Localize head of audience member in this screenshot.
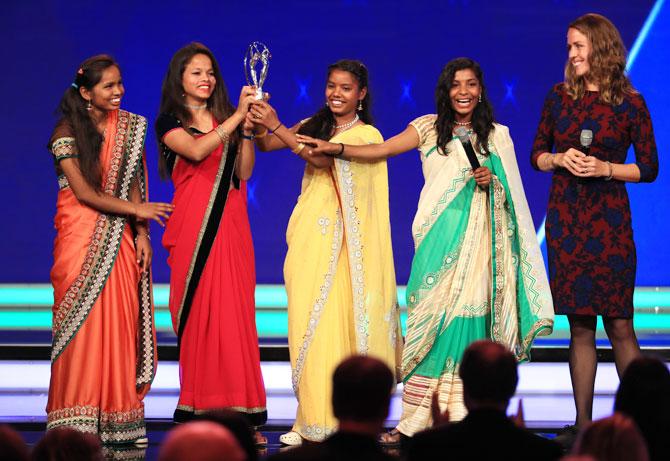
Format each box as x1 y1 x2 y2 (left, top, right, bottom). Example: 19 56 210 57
331 355 395 436
158 421 245 461
614 355 670 461
459 340 518 412
571 412 649 461
197 409 258 461
31 427 102 461
0 425 29 461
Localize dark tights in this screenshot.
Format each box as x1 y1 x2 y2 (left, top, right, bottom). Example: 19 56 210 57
567 314 640 426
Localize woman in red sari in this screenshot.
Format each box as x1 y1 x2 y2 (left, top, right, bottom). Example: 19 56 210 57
156 43 267 441
47 55 172 444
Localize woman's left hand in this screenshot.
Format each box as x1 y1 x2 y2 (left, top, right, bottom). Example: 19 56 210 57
576 156 609 177
135 234 152 273
473 166 492 187
295 134 341 156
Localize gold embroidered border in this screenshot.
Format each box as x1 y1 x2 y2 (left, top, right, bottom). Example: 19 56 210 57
52 111 145 362
175 141 229 331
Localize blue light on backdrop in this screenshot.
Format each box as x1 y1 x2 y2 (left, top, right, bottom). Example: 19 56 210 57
0 0 666 286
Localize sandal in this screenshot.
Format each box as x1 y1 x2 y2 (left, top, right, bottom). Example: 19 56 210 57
378 429 401 447
279 431 303 446
254 431 268 447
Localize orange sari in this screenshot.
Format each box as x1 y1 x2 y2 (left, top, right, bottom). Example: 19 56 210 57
47 110 156 444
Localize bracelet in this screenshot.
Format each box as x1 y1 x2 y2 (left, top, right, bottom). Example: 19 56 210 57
254 129 268 139
241 133 254 140
214 125 229 144
604 161 613 181
543 154 554 171
271 122 283 132
292 143 306 154
134 232 150 242
334 143 345 157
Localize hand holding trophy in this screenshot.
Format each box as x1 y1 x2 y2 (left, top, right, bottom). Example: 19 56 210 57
244 42 271 100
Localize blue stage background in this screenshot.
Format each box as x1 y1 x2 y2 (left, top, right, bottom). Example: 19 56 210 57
0 0 667 285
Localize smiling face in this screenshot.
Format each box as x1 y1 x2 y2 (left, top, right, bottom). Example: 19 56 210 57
182 53 216 105
81 65 124 113
567 27 591 77
326 69 366 119
449 68 481 122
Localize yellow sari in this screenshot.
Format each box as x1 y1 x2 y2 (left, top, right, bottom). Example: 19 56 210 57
284 124 402 441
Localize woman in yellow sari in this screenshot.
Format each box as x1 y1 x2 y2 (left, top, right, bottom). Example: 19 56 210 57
249 60 402 445
47 55 172 444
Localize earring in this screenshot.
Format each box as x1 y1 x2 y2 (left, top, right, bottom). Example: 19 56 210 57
357 100 363 111
86 100 92 111
478 94 482 103
325 101 329 107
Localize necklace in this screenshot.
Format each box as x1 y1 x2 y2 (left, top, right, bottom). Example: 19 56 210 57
184 103 207 110
454 120 472 126
334 114 359 131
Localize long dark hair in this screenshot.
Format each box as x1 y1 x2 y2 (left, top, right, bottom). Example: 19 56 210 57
298 59 373 140
50 54 119 190
435 57 495 156
158 42 237 178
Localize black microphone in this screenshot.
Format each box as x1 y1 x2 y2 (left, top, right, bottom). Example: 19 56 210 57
578 129 593 185
454 126 481 170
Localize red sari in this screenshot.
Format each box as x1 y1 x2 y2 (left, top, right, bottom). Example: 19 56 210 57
47 110 156 444
158 114 267 425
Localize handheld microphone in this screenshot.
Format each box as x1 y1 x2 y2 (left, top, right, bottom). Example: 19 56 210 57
454 126 481 170
578 129 593 185
580 129 593 155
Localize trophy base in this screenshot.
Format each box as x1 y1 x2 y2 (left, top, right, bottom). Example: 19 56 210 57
254 88 264 100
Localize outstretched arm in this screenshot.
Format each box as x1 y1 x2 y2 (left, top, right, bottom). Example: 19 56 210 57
249 101 333 169
297 125 421 161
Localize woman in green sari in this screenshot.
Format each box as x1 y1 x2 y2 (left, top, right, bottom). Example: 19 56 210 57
300 57 554 439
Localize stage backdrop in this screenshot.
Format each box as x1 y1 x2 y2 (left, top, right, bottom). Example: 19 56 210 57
0 0 667 286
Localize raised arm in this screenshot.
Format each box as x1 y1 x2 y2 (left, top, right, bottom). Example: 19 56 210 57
298 124 420 161
162 86 257 162
249 101 333 169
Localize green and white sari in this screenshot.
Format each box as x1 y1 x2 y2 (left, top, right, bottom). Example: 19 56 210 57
396 115 554 436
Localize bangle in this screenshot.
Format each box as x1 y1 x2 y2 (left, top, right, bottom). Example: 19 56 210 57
214 125 229 144
254 129 268 139
134 232 150 242
241 133 254 140
543 154 554 171
292 143 305 154
271 122 283 132
604 161 613 181
334 143 345 157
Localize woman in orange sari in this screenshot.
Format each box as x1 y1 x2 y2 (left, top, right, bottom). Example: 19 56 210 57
156 43 267 439
47 55 173 444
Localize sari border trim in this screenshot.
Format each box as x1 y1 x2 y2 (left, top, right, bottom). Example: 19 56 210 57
47 404 146 444
175 140 237 341
51 111 146 362
335 158 369 354
291 210 343 397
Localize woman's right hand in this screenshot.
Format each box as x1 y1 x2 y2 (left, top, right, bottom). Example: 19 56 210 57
295 134 341 156
554 148 587 176
248 101 280 130
133 202 174 227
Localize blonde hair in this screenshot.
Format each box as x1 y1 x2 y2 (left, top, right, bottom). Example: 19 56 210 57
564 13 636 105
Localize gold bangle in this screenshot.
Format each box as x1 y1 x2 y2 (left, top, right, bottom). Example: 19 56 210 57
214 124 229 144
254 129 268 139
292 143 305 154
